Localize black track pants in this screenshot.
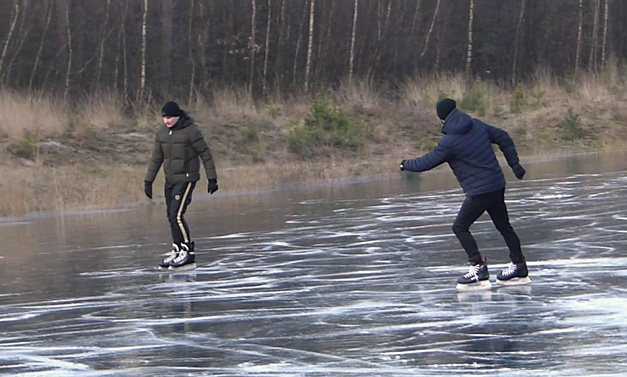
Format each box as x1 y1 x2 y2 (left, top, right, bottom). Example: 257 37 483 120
452 188 525 265
165 181 196 245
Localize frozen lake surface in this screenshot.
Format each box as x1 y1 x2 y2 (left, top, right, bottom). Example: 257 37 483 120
1 153 627 376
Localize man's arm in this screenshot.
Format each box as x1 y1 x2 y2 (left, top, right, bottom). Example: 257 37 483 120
485 123 525 178
402 142 451 172
190 125 217 180
485 124 520 167
144 137 164 183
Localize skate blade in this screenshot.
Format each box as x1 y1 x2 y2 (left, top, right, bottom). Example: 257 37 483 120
496 276 531 286
456 279 492 292
168 263 197 272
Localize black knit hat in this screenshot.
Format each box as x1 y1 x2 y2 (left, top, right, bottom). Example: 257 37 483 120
436 98 456 120
162 101 183 117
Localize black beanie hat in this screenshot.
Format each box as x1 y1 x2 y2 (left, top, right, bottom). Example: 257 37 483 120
436 98 456 120
162 101 183 117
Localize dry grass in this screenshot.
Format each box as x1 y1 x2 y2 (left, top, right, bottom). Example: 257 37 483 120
3 64 627 218
0 162 147 217
0 91 67 141
334 78 385 113
76 90 128 130
400 73 468 107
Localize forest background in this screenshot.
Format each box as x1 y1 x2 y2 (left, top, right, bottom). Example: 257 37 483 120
1 0 626 217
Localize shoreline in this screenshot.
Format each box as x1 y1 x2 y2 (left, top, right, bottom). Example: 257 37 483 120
3 149 626 223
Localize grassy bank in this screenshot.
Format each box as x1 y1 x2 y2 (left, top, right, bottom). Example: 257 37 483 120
2 68 627 218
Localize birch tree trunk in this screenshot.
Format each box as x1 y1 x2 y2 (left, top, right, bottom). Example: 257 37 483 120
5 1 31 84
601 0 608 67
511 0 526 85
589 0 601 70
249 0 257 94
139 0 148 100
434 3 453 71
262 0 271 94
420 0 440 58
348 0 358 84
0 0 20 81
197 1 210 90
293 2 308 85
410 0 422 36
95 0 111 90
275 0 286 88
121 0 129 102
29 0 52 91
465 0 474 78
64 4 72 102
304 0 315 91
575 0 583 72
188 0 196 104
365 0 393 78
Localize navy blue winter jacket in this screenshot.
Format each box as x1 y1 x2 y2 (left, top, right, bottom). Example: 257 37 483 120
403 109 521 196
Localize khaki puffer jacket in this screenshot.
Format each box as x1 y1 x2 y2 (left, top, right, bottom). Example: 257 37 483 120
144 114 217 184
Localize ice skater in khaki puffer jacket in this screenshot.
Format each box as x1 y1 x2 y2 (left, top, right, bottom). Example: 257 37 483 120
144 101 218 271
400 98 530 291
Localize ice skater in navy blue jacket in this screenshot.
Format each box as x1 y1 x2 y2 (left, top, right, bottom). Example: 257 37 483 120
400 98 531 290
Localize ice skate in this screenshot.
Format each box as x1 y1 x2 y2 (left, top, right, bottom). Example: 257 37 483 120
158 243 180 269
168 241 197 271
456 256 492 291
496 262 531 286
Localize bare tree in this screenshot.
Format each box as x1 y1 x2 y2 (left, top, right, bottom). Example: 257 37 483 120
140 0 148 100
161 0 173 86
304 0 315 91
275 0 287 87
575 0 583 71
348 0 358 84
29 0 53 92
601 0 609 67
420 0 440 58
63 2 72 102
589 0 601 70
117 0 130 102
5 0 33 84
262 0 271 94
365 0 395 78
315 0 335 77
376 0 389 42
511 0 526 85
0 0 20 82
293 2 308 85
95 0 112 89
248 0 257 93
410 0 423 36
197 1 210 91
465 0 474 78
188 0 196 104
434 1 453 71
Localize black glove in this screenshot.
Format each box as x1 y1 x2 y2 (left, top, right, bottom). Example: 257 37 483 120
208 179 219 194
512 163 526 179
400 160 406 171
144 181 153 199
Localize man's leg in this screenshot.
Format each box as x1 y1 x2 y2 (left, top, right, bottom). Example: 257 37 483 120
167 181 196 245
486 188 525 264
452 194 490 265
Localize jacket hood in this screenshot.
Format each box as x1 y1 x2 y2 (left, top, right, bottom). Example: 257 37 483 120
441 109 473 135
171 112 194 130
